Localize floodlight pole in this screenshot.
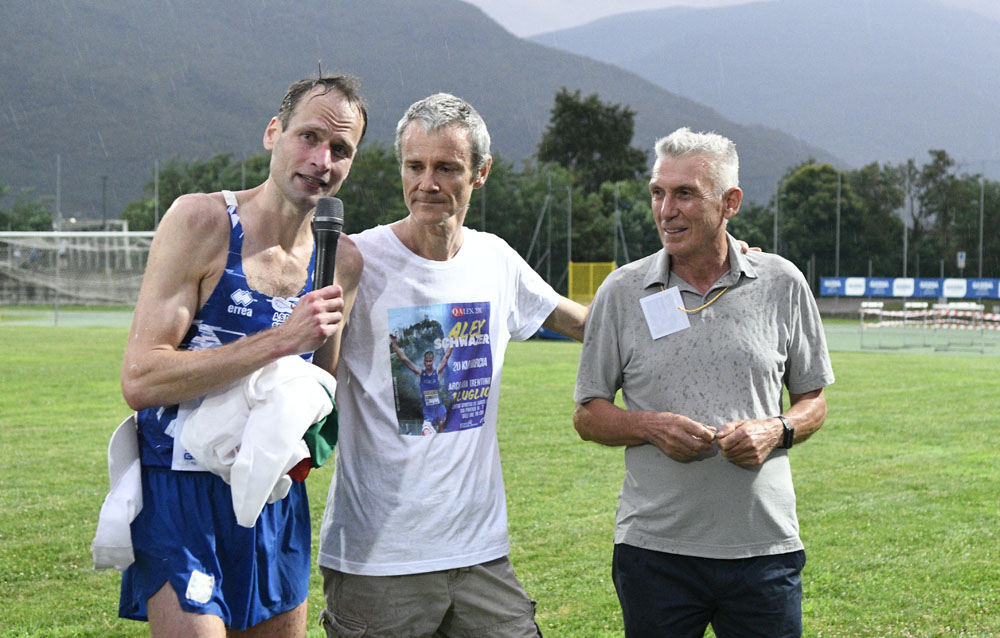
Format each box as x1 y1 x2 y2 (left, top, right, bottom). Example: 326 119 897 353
101 175 108 229
613 184 619 266
55 153 61 326
567 185 572 263
546 176 552 283
979 167 985 278
773 186 781 254
835 171 841 278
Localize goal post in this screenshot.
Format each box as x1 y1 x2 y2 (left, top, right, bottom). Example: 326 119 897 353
0 231 155 307
568 261 615 305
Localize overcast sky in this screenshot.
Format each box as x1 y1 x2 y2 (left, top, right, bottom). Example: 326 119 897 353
463 0 999 37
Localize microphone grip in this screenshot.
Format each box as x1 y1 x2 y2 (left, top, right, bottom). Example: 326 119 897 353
313 228 339 289
312 197 344 290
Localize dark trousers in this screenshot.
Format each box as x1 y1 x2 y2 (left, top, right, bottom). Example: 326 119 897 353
612 543 805 638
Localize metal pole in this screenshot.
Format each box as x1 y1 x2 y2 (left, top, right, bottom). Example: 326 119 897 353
546 177 552 283
54 154 61 326
567 186 572 299
56 153 62 230
835 171 841 277
773 189 779 253
101 175 108 229
979 168 985 278
613 184 620 266
567 186 572 264
902 225 908 278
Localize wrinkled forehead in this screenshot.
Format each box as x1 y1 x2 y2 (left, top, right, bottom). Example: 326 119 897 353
401 122 474 161
290 87 362 128
651 153 713 186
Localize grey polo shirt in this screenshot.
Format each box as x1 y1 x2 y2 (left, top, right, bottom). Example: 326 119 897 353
574 234 835 559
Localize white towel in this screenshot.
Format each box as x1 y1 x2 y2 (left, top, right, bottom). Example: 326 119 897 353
180 356 336 527
91 414 142 570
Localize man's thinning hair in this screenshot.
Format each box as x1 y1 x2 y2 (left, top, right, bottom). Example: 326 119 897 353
654 127 739 197
394 93 491 172
277 75 369 142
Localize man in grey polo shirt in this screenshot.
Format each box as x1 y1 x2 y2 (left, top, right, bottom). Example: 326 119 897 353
573 127 834 638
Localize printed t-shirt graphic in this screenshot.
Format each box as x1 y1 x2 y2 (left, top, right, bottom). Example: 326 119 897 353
388 302 492 436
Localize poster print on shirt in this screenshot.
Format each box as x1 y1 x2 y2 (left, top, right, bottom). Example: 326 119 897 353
387 302 492 436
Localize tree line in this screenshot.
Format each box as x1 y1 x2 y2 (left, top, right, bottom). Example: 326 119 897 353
5 88 997 292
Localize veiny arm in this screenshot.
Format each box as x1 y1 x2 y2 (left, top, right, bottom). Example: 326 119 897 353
574 397 718 462
715 388 828 467
541 296 589 342
121 194 345 411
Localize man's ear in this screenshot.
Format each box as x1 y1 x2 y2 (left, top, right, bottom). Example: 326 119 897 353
473 156 493 189
723 187 743 220
263 117 282 151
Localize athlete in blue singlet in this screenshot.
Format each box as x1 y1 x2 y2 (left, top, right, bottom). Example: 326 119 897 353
389 332 453 435
118 75 367 638
120 191 315 626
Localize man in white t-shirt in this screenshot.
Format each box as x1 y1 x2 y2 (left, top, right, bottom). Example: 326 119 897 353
316 93 586 637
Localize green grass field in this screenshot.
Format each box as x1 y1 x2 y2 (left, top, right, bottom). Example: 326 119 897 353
0 326 997 637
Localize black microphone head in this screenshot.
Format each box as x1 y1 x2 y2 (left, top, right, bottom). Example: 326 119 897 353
313 197 344 232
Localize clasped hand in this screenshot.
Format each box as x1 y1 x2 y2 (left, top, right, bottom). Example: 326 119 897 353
648 414 780 467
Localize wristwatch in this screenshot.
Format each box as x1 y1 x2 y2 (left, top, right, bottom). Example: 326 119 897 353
775 415 794 449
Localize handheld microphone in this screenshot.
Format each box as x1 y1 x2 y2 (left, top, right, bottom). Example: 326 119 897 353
312 197 344 290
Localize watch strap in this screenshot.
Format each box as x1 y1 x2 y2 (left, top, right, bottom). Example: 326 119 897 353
775 415 794 449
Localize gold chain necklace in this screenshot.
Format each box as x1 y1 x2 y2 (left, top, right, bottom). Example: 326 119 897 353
661 285 729 314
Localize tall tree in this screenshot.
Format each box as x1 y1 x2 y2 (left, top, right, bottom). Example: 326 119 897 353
774 161 902 284
537 88 648 193
847 161 906 276
338 142 408 234
0 186 54 231
122 153 270 230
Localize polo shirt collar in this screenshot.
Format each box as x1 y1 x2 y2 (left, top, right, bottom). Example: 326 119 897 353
641 233 759 291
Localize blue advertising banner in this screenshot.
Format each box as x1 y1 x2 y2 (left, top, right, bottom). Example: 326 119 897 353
968 279 999 298
915 279 942 298
820 277 999 299
866 278 893 297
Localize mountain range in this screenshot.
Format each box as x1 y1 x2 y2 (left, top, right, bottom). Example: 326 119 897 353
531 0 1000 174
1 0 836 220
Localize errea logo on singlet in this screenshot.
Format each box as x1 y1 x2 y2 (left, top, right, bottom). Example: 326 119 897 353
228 289 254 317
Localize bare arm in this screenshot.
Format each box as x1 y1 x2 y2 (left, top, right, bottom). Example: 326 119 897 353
541 296 589 342
389 333 421 376
436 346 453 376
121 195 345 411
715 388 828 467
312 234 363 376
574 397 718 462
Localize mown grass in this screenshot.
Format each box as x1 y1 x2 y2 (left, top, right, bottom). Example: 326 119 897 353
0 328 996 637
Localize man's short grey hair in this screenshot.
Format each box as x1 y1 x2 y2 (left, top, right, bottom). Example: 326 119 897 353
394 93 492 172
653 127 739 197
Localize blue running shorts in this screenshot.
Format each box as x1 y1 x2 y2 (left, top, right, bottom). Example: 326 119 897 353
119 466 310 630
